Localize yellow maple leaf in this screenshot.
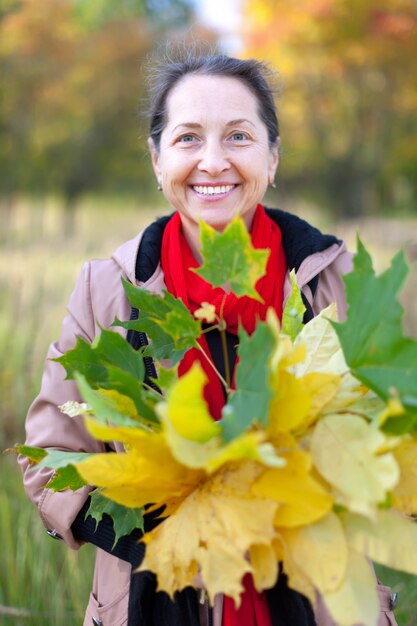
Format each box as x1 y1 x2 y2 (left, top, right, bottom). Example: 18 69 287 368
392 437 417 514
98 389 138 417
321 549 379 626
268 369 311 434
75 432 203 513
249 543 279 592
268 369 340 436
84 417 158 446
294 304 366 411
280 512 347 595
343 509 417 577
311 413 400 505
162 363 221 443
139 461 278 605
253 448 332 527
194 302 217 323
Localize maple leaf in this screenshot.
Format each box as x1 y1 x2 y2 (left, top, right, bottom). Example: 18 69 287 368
342 509 417 577
322 550 379 626
193 218 269 301
392 438 417 514
253 448 333 527
114 280 201 365
75 422 203 513
138 461 278 605
86 489 144 544
15 445 47 464
280 512 347 595
56 327 144 382
333 238 417 433
48 466 86 491
58 400 89 417
311 414 400 506
194 302 217 323
55 328 157 422
157 364 283 471
75 373 155 428
164 363 221 443
282 270 306 340
221 321 275 441
294 303 365 412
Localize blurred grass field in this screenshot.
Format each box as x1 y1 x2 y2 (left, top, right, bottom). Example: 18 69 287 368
1 198 417 625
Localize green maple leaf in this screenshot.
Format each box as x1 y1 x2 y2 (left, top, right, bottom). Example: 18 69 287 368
15 446 87 491
333 238 417 434
75 373 157 428
86 489 144 546
56 337 108 384
56 328 144 385
115 280 201 365
55 329 158 423
194 218 270 301
48 466 86 491
282 270 306 340
36 449 94 470
15 445 47 464
220 321 275 441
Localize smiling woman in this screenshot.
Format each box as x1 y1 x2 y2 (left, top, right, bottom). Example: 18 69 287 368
148 74 278 255
19 51 397 626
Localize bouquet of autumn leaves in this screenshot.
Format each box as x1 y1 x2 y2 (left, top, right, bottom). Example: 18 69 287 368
18 219 417 626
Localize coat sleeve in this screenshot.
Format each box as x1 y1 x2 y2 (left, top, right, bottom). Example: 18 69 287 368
312 249 354 321
18 261 106 549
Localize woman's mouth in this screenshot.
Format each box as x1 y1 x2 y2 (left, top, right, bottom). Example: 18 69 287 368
191 184 237 198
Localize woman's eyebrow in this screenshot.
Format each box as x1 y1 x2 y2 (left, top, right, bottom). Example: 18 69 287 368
171 119 256 133
172 122 202 132
226 118 255 127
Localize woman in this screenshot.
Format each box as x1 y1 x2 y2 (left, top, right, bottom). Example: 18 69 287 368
19 53 397 626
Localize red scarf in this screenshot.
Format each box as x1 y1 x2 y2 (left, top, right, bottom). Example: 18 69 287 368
161 204 286 626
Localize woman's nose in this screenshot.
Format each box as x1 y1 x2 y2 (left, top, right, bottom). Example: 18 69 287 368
197 140 231 176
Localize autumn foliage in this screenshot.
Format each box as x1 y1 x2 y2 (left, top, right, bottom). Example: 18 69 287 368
243 0 417 216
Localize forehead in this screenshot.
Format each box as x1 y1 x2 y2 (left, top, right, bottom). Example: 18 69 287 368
164 74 261 127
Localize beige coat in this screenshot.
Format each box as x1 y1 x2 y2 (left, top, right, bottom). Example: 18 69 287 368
19 226 397 626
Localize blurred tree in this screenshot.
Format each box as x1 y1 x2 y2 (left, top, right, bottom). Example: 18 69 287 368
243 0 417 217
0 0 195 233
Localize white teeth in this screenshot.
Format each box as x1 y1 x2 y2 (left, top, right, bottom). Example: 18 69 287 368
193 185 235 195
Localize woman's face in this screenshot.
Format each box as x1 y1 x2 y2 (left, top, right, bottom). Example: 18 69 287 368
149 74 278 233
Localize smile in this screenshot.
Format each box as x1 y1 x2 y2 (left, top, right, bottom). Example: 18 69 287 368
192 184 236 195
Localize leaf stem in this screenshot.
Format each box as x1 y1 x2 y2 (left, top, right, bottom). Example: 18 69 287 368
219 325 231 389
142 382 164 398
218 294 231 389
201 324 220 334
196 343 230 392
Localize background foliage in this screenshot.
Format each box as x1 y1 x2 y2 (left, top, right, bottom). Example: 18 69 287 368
243 0 417 217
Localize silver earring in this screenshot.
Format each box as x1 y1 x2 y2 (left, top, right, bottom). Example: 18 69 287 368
157 184 162 191
270 181 276 189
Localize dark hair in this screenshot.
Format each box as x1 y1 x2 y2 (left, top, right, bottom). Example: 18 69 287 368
148 53 279 151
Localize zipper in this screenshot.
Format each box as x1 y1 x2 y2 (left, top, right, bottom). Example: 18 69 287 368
126 306 161 393
198 590 213 626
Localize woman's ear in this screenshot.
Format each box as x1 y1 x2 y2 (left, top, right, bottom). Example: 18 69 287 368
268 137 280 183
148 137 162 187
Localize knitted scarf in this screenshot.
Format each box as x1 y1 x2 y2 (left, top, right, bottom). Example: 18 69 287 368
161 204 286 626
161 204 286 420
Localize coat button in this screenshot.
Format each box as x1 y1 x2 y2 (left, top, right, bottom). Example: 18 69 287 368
92 618 103 626
389 592 398 610
46 528 63 540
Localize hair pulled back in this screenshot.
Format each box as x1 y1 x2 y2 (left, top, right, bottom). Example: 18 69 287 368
148 52 279 151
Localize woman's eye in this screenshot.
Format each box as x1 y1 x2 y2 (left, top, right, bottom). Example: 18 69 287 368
230 132 249 142
177 134 197 144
